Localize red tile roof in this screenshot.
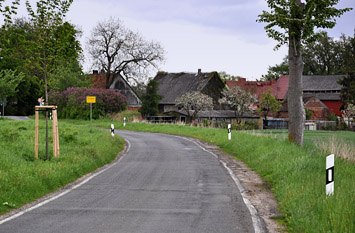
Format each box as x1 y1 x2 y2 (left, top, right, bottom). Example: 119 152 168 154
275 76 289 99
225 79 277 100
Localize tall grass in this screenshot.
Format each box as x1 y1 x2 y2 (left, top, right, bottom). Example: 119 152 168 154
86 121 353 233
313 135 355 161
0 120 124 215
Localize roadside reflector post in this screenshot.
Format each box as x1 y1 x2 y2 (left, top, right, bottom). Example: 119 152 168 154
123 117 126 127
326 154 334 196
111 124 115 136
228 124 231 140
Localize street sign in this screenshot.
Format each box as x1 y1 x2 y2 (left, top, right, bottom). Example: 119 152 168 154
86 96 96 103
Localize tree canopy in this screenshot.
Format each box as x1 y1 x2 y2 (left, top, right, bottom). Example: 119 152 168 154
139 79 162 117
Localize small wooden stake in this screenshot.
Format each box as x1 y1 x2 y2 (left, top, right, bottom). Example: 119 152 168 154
35 106 60 159
35 109 39 160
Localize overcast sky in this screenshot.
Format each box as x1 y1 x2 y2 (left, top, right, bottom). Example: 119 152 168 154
14 0 355 80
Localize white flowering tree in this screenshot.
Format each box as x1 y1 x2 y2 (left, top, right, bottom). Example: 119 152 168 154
175 91 213 122
219 86 257 124
341 103 355 129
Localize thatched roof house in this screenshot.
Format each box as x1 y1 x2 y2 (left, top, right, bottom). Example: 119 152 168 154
154 69 225 113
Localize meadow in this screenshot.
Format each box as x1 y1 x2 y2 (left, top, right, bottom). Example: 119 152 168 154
0 118 125 215
1 116 354 232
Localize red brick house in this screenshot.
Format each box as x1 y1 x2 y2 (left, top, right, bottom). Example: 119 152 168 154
227 75 344 120
277 95 331 120
276 75 343 116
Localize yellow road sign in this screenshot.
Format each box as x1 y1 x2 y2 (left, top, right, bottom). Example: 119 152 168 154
86 96 96 103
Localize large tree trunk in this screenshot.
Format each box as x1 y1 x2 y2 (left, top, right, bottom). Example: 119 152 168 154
288 35 305 145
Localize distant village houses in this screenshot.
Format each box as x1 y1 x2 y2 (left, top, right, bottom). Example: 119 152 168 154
226 75 344 121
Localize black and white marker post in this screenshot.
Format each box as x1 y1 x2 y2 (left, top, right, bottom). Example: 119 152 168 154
111 124 115 137
123 117 126 127
326 154 334 196
228 124 231 140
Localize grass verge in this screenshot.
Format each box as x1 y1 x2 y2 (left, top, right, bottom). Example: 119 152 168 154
86 120 354 233
0 119 124 215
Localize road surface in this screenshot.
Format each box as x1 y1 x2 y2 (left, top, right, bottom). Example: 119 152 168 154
3 116 31 120
0 130 255 233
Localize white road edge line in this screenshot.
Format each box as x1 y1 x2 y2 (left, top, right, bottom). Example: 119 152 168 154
0 138 131 225
173 135 265 233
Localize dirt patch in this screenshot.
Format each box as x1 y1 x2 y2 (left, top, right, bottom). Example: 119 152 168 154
190 138 285 233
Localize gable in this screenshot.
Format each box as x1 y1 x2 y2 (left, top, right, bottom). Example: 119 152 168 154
109 75 142 107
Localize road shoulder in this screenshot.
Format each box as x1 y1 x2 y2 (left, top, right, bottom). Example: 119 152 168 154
186 136 284 233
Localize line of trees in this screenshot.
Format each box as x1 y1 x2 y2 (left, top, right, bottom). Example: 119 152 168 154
0 1 165 116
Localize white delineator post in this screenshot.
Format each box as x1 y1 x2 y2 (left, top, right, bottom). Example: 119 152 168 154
123 117 126 127
111 124 115 137
228 124 231 140
326 154 334 196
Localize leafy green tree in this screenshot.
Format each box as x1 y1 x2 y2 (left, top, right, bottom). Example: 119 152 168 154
0 69 23 103
262 57 289 81
26 0 73 160
218 71 242 81
257 89 283 128
303 31 344 75
258 0 352 146
26 0 74 104
0 0 20 25
140 79 162 117
48 61 91 92
338 73 355 110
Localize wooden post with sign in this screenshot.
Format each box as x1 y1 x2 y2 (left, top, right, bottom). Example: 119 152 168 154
35 106 60 159
86 96 96 121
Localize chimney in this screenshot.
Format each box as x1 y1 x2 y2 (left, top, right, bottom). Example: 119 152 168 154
198 68 202 75
93 70 98 74
238 78 246 82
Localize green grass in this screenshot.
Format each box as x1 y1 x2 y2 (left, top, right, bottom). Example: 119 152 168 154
82 120 354 233
0 119 125 215
2 117 354 232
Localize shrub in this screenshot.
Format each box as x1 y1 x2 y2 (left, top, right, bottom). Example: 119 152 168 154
50 88 127 119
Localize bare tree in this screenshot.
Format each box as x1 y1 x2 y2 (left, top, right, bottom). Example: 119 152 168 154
87 17 165 88
219 86 256 124
175 91 213 122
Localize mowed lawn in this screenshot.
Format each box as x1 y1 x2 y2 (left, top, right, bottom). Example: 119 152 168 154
0 118 125 215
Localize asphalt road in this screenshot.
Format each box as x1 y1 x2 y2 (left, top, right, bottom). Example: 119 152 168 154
3 116 31 120
0 130 255 233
